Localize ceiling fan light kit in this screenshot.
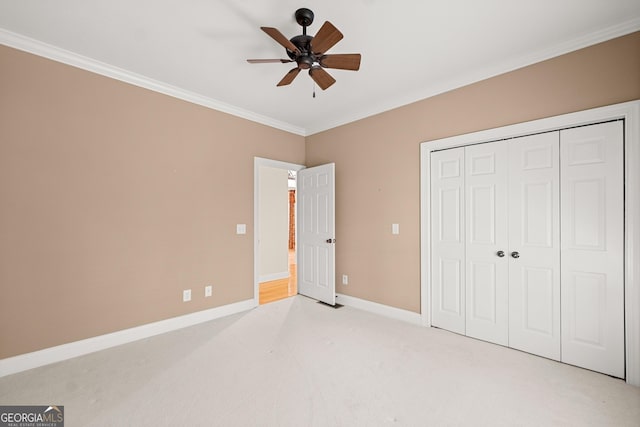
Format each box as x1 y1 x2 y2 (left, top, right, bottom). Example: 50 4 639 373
247 8 361 91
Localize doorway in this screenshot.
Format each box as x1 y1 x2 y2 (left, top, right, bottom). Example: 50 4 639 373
253 158 304 306
259 171 298 304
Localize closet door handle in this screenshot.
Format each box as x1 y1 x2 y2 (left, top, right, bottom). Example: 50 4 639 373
497 250 505 257
511 251 520 259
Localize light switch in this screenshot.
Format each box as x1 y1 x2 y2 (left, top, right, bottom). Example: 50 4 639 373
392 223 400 235
236 224 246 235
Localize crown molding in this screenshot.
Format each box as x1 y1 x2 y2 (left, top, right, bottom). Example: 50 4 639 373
306 17 640 136
2 16 638 138
0 29 307 136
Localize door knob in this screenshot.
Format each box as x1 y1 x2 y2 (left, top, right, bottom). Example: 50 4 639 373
326 238 336 244
497 250 505 257
511 251 520 259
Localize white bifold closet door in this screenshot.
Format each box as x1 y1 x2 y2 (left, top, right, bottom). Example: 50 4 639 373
430 120 624 378
432 136 560 351
464 141 509 346
560 121 624 378
430 141 512 346
430 147 466 335
508 132 561 361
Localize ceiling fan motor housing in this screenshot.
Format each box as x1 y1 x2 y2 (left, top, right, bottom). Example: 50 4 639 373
287 34 315 68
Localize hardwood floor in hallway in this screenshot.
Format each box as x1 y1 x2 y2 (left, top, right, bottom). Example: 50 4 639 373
259 250 297 305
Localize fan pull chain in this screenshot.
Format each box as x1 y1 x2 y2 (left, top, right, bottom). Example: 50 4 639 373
312 82 316 98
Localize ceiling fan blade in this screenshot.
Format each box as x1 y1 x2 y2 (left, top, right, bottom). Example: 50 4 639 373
261 27 300 54
311 21 343 54
319 54 361 71
277 67 301 86
247 59 294 64
309 67 336 90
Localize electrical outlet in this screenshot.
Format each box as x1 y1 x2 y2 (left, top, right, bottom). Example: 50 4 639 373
205 285 212 297
183 289 191 302
342 275 349 285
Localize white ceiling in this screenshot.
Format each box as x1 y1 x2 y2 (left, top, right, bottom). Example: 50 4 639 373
1 1 639 136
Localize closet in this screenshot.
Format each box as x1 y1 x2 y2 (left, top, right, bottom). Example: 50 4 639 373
430 121 624 378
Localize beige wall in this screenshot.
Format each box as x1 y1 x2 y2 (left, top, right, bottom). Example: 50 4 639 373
306 31 640 313
0 45 305 359
1 31 639 360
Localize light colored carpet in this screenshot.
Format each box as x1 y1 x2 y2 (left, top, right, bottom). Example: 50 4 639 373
1 295 639 426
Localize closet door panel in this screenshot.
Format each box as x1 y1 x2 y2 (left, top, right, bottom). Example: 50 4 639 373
465 141 509 346
431 148 466 334
508 132 561 360
561 121 624 378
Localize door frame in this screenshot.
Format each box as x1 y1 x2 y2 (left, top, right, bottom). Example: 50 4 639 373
254 157 305 307
420 100 640 386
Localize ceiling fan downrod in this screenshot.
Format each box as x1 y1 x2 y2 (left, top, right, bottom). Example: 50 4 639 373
295 8 314 35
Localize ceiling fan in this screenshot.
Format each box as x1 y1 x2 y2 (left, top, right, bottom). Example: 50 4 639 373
247 8 361 90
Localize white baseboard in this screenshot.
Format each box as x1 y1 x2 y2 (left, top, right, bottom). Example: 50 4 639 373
0 299 256 378
259 271 289 283
336 293 422 325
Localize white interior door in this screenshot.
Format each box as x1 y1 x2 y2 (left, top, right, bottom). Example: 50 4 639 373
430 148 466 334
508 132 561 360
297 163 336 306
560 121 625 378
464 141 509 346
